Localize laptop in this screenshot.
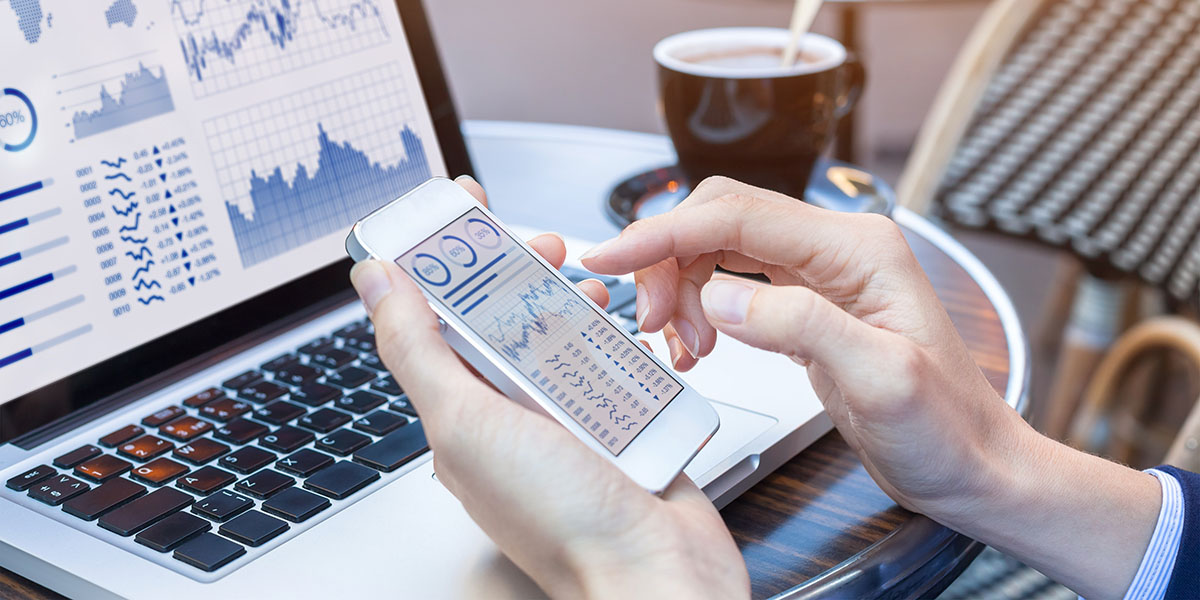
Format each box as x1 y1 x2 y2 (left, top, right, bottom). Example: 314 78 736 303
0 1 830 597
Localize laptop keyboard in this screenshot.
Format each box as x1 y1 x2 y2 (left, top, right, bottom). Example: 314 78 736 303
3 266 637 577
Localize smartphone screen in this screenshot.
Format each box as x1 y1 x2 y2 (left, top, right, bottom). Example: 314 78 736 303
399 208 680 454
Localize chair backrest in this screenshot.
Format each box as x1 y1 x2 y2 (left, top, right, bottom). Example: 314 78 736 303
900 0 1200 305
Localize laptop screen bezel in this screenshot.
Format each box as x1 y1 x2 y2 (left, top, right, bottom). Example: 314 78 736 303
0 0 473 447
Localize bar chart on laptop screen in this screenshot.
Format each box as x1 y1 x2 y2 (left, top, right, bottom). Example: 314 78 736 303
169 0 392 97
206 62 433 268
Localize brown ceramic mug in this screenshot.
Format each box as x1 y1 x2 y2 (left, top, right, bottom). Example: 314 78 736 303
655 28 864 198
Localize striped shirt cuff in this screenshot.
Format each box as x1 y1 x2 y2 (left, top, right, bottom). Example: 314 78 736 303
1121 469 1185 600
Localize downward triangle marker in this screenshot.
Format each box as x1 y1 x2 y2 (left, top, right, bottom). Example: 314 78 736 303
175 232 183 241
171 217 178 226
181 250 189 258
159 173 166 182
152 146 160 154
605 354 611 359
188 276 195 286
155 158 162 167
184 262 191 271
169 205 175 213
165 191 172 199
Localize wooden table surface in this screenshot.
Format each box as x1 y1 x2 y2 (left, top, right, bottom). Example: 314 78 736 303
0 212 1019 600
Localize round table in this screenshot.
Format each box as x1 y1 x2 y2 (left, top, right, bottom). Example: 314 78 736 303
0 121 1028 600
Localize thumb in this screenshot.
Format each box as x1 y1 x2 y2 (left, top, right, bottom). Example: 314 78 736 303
699 278 891 384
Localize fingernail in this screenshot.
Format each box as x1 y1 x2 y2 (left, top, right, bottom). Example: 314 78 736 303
702 280 755 325
580 237 617 261
674 318 700 359
669 337 685 369
634 284 649 329
350 261 392 315
454 174 478 184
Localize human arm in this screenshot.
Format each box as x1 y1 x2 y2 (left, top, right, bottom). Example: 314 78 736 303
579 176 1164 600
349 177 749 599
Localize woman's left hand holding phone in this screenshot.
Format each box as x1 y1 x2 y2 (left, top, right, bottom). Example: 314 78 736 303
349 176 749 600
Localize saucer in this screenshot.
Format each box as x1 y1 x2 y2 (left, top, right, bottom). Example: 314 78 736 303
606 159 895 227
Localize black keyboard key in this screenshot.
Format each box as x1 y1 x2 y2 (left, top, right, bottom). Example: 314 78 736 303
136 511 210 552
214 418 269 445
28 474 90 506
182 387 224 408
370 376 403 396
118 435 174 462
192 489 253 522
53 444 102 468
235 469 294 499
316 430 371 456
358 353 386 371
259 426 314 453
75 454 133 483
336 390 386 414
219 511 289 547
219 447 276 474
238 380 288 404
343 334 375 353
261 487 330 523
298 337 335 356
309 348 356 370
606 281 637 310
275 364 322 386
99 487 193 536
6 465 54 491
98 424 146 448
291 382 341 407
160 416 213 441
298 408 352 433
560 266 619 287
353 411 407 436
130 457 190 486
173 532 245 571
260 354 298 373
353 423 429 473
253 401 307 425
334 322 369 339
63 478 146 520
276 449 333 477
174 438 230 465
387 397 418 418
199 398 252 422
177 466 237 495
142 406 185 427
325 366 373 389
222 370 262 391
303 461 380 500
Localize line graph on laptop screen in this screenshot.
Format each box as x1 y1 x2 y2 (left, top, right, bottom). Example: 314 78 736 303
170 0 392 98
401 209 681 455
0 1 446 402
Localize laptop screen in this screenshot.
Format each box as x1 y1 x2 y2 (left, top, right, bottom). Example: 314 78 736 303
0 2 455 428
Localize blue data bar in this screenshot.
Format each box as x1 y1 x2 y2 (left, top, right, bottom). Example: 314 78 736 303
0 217 29 235
0 181 44 203
0 273 53 301
0 348 32 369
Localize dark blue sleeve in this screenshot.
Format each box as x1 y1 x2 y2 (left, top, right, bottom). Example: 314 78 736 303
1156 466 1199 599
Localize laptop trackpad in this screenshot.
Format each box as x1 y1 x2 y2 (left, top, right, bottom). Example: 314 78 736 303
683 400 776 484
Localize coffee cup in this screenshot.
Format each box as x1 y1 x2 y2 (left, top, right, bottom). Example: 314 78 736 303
654 28 864 198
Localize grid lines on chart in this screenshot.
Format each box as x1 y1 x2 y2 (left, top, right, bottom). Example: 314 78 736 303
203 62 423 265
170 0 391 98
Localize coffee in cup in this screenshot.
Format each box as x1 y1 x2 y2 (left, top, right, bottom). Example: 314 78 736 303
654 28 864 198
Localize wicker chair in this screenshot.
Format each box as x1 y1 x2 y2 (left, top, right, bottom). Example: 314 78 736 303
898 0 1200 595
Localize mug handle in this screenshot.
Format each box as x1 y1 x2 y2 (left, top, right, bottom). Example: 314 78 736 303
834 52 866 120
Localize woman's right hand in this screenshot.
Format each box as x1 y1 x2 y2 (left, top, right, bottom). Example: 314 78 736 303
580 176 1028 518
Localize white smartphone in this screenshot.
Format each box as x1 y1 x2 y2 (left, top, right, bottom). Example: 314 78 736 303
346 177 719 492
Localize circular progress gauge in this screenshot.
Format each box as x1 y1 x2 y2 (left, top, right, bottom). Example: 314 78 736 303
1 88 38 152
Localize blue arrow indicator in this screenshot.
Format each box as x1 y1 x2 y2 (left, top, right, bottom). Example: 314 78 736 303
159 173 166 182
164 191 172 199
153 146 159 154
168 205 175 213
175 232 183 241
171 217 178 226
181 250 188 258
184 262 191 271
188 276 195 286
155 158 162 167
